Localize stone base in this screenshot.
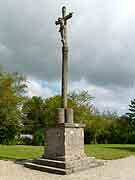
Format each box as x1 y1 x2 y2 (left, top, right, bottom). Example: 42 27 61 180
24 157 104 175
24 123 104 174
44 123 86 161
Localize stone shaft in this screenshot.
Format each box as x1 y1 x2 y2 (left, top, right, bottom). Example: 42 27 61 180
58 108 74 124
66 108 73 123
61 46 68 109
61 7 68 110
57 108 65 124
55 6 73 122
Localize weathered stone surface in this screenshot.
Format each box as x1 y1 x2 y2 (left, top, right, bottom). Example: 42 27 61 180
57 108 74 124
24 157 104 175
65 108 74 123
24 161 67 175
44 123 86 161
57 108 65 124
24 123 104 174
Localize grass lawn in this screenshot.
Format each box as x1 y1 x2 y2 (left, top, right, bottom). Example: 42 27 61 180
85 144 135 160
0 144 135 160
0 145 44 160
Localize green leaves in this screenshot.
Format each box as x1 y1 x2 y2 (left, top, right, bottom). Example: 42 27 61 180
126 98 135 121
21 91 94 134
0 72 27 144
22 96 45 133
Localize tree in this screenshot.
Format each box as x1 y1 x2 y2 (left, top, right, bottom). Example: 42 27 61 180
22 96 46 145
22 96 45 133
126 99 135 122
69 90 93 123
22 91 94 145
43 95 61 127
22 90 93 132
0 72 27 144
85 110 118 144
123 99 135 144
43 90 93 126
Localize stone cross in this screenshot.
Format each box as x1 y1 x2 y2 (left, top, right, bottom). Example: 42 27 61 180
55 6 73 110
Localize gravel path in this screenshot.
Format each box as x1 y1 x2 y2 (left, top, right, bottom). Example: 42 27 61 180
0 156 135 180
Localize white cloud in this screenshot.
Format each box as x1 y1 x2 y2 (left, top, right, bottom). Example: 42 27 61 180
27 78 55 98
69 79 134 114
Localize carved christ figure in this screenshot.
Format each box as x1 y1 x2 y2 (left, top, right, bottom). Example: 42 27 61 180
55 6 73 46
55 17 65 45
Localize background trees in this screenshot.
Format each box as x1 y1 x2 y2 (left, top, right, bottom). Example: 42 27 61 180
22 96 45 133
42 91 93 126
0 72 27 144
69 91 93 123
22 96 45 145
1 68 135 145
126 99 135 122
20 91 93 145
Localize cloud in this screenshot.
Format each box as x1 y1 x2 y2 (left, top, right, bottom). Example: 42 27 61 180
0 0 135 114
26 78 133 114
0 0 135 86
27 77 59 98
69 79 133 114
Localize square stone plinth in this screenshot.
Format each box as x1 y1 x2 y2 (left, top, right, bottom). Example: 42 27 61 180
44 123 86 161
24 123 104 174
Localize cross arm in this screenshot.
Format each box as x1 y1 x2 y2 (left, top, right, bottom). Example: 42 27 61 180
64 12 73 21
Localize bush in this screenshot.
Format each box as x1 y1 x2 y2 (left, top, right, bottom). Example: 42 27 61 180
84 128 93 144
32 129 45 146
0 126 20 145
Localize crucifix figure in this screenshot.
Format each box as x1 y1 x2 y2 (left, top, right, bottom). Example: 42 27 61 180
55 6 73 114
55 6 73 46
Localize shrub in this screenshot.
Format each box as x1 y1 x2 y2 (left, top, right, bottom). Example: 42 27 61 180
84 128 94 144
0 126 20 145
32 129 45 146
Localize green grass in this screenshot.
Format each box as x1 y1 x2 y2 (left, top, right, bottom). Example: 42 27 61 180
0 144 135 161
0 145 44 160
85 144 135 160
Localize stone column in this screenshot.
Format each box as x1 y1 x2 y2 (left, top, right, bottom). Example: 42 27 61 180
61 45 68 109
56 6 74 124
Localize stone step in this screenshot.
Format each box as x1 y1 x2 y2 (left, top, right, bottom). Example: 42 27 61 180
24 157 104 175
24 162 68 175
33 157 96 169
33 158 66 169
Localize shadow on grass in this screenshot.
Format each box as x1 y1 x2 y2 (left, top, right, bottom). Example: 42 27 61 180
105 146 135 152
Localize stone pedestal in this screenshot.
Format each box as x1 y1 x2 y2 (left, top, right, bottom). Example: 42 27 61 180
44 123 86 161
24 123 104 174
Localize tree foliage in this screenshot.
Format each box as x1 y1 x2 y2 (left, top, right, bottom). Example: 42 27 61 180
0 72 27 144
69 91 93 123
126 99 135 122
1 67 135 145
22 96 45 134
22 91 93 131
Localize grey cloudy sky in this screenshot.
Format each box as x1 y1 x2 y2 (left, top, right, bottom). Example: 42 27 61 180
0 0 135 114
